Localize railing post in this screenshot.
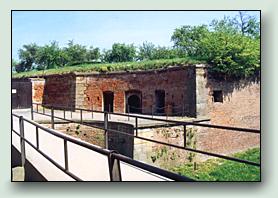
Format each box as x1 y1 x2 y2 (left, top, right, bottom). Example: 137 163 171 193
127 105 130 121
109 104 111 120
36 103 39 112
166 105 169 120
135 117 138 137
64 139 69 171
182 104 185 117
80 109 83 124
19 116 26 167
184 125 187 148
151 105 154 118
108 152 122 181
51 107 54 129
36 126 39 149
71 104 73 119
63 108 66 119
31 103 34 120
91 106 94 119
104 111 109 149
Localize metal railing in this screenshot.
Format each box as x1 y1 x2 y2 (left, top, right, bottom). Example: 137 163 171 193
12 113 194 181
30 102 260 169
126 103 191 119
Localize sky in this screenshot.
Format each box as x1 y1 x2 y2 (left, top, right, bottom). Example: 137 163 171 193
12 11 260 60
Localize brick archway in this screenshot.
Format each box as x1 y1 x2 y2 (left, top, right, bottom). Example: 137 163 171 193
125 90 142 113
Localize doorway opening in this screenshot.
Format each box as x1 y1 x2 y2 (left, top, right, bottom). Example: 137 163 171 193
155 90 165 114
103 91 114 112
126 90 142 113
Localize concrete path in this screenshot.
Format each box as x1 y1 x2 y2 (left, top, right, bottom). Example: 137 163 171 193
12 110 172 181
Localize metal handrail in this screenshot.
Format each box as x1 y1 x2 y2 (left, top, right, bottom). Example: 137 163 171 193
12 113 194 181
32 103 260 134
29 103 260 168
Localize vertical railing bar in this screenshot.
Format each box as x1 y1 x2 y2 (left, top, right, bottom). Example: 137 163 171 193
36 103 38 113
19 116 26 167
128 105 130 121
63 109 66 119
184 125 187 148
36 126 39 149
182 104 185 117
80 109 83 124
64 139 69 171
91 106 94 119
108 153 122 181
135 117 138 137
104 111 108 149
51 107 54 129
71 104 73 119
11 114 13 131
31 103 34 120
109 104 111 120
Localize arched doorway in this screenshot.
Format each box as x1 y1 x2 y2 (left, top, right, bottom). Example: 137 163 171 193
103 91 114 112
126 90 142 113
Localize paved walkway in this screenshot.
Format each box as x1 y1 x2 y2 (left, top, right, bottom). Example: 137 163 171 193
12 109 172 181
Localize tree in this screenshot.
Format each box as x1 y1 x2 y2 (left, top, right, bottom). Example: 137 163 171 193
18 43 39 71
35 41 65 70
171 25 209 57
171 13 260 78
64 40 88 65
86 46 101 61
103 43 136 63
234 11 260 38
137 41 156 61
199 31 260 77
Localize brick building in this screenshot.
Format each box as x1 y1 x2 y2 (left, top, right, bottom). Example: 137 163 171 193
12 64 260 129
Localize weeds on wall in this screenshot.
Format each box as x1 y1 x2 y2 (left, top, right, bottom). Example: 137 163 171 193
149 126 198 170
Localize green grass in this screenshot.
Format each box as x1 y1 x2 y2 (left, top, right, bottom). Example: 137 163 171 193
12 57 204 78
172 148 260 181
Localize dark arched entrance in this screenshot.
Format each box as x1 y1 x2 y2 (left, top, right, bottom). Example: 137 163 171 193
126 90 142 113
128 95 141 113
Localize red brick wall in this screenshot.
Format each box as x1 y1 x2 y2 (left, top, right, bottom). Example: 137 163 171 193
207 78 260 129
196 78 260 156
41 74 76 108
80 67 196 115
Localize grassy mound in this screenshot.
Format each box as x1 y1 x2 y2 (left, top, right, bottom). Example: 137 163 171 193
12 58 204 78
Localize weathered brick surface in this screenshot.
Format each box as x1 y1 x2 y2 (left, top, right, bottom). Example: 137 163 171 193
207 78 260 129
82 67 196 115
32 79 45 103
21 68 260 168
41 74 76 108
196 78 260 156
